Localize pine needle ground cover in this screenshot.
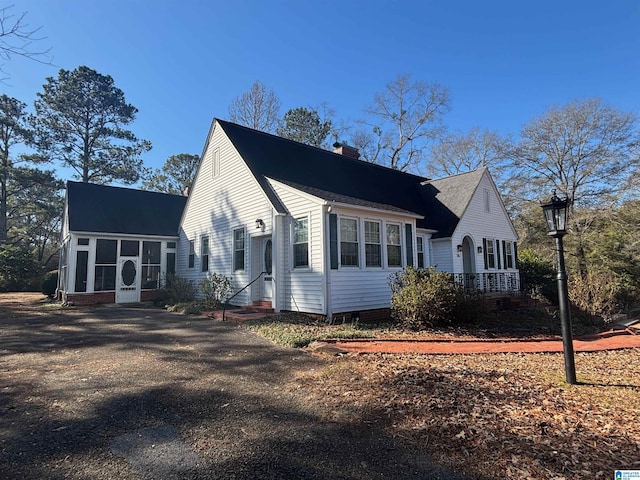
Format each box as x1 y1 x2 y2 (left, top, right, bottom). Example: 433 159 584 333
291 350 640 479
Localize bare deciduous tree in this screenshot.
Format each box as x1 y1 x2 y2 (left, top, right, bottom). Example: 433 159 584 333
0 5 53 80
228 80 280 133
508 98 640 277
509 98 640 209
355 74 450 171
427 127 507 178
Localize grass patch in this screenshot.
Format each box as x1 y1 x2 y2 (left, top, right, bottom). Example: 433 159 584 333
242 312 380 348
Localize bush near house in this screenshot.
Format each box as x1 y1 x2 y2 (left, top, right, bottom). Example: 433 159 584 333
157 274 197 305
41 270 58 297
389 266 485 330
200 272 233 310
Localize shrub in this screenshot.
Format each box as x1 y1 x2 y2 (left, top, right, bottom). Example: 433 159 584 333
158 274 197 305
389 266 480 330
517 248 556 302
569 271 622 321
41 270 58 297
200 272 233 310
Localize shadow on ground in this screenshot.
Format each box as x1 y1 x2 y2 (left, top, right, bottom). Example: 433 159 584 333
0 297 471 479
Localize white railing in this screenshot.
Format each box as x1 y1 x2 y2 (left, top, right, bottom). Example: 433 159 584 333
453 272 520 294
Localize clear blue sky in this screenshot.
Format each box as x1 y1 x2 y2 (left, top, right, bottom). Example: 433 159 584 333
6 0 640 183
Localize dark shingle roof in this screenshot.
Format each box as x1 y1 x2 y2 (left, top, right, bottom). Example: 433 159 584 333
66 181 187 236
217 119 487 237
420 168 487 238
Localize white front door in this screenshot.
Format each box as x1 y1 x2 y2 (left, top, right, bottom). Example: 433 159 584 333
116 258 139 303
262 238 273 301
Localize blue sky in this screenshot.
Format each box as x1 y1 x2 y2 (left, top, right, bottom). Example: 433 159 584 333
6 0 640 183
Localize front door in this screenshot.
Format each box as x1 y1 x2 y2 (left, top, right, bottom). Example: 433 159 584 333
262 238 273 301
116 258 139 303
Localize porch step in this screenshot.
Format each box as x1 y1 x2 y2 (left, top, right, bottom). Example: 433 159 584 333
207 302 274 323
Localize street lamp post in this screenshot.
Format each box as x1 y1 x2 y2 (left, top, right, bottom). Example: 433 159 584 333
541 191 577 385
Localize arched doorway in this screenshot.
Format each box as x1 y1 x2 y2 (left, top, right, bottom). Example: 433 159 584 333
461 236 476 290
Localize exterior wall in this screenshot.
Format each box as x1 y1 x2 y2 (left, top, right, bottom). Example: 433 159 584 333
431 238 453 272
450 171 518 275
328 205 419 316
177 123 275 307
268 181 326 315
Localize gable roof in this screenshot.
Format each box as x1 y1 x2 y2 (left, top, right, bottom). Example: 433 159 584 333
217 119 428 216
216 119 488 237
421 168 487 238
66 181 187 236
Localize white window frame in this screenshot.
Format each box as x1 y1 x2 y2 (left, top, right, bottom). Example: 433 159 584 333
200 234 209 272
339 217 359 267
188 239 195 268
486 238 496 269
505 241 514 269
416 236 425 269
293 216 309 269
233 227 245 271
364 220 382 268
386 223 402 268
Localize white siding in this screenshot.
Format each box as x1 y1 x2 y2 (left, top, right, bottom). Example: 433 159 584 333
268 180 325 314
178 123 274 306
431 238 453 272
451 171 518 274
329 206 418 315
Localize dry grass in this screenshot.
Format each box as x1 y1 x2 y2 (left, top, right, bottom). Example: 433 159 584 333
291 350 640 479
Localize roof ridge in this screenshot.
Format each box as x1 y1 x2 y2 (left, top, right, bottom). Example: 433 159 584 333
215 118 429 182
67 181 186 199
426 166 487 184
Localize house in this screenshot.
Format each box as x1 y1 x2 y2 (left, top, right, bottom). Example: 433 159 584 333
176 119 519 320
57 181 187 304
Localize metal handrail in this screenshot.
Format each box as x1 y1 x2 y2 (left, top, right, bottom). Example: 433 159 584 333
222 271 267 322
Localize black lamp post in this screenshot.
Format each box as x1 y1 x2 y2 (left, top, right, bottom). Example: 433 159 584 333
541 191 577 385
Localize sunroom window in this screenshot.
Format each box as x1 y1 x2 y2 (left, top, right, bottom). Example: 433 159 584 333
340 218 359 267
386 223 402 267
364 220 381 267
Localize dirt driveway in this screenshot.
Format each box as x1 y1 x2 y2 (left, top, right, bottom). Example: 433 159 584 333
0 294 463 480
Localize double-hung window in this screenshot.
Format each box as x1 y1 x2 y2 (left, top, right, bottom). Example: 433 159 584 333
416 236 425 269
233 228 245 271
386 223 402 267
505 241 514 269
188 240 195 268
486 238 496 269
201 235 209 272
340 218 359 267
293 218 309 268
364 220 381 267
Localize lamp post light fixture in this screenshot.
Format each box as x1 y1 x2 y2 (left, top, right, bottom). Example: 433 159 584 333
541 191 577 385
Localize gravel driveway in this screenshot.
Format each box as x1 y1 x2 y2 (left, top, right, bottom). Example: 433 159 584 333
0 296 463 479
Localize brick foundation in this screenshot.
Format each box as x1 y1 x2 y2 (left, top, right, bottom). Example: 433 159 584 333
331 308 392 323
63 290 161 305
140 290 162 302
64 291 115 305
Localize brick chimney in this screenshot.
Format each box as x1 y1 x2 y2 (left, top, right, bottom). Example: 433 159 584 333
333 142 360 160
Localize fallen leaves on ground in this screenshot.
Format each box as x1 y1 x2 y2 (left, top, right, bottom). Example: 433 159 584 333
291 350 640 479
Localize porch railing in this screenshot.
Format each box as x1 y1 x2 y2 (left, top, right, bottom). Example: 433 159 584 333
453 272 520 294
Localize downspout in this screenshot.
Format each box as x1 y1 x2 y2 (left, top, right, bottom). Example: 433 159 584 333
323 203 333 323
